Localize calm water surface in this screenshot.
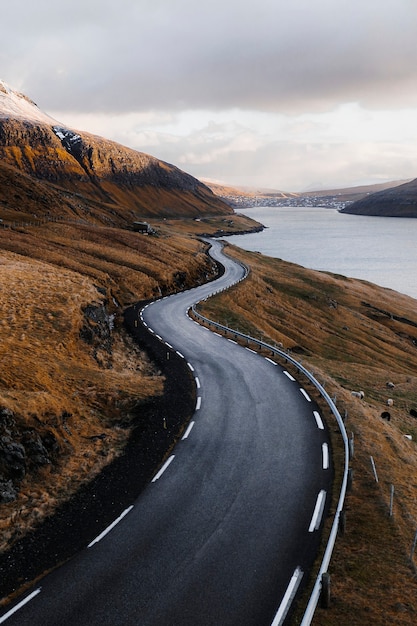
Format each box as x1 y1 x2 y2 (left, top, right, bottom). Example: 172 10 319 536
225 206 417 300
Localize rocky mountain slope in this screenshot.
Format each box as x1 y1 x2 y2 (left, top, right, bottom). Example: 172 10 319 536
0 81 231 224
341 177 417 217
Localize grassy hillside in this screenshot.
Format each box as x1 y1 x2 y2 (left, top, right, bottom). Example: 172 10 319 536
341 178 417 217
0 121 232 223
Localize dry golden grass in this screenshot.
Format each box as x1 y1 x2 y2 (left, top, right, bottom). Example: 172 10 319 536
199 243 417 624
0 248 164 551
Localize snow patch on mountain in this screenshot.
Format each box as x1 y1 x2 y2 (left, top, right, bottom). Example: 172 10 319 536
52 126 83 156
0 79 57 125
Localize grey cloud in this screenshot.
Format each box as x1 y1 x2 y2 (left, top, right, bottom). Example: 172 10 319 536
3 0 417 115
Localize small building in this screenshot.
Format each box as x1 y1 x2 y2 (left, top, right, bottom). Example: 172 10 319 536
132 221 150 233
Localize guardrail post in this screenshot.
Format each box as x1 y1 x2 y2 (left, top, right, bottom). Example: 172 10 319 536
320 572 331 608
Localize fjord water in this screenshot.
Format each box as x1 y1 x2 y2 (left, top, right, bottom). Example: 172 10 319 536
225 206 417 300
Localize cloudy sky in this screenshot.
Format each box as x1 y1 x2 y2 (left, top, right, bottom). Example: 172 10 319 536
2 0 417 191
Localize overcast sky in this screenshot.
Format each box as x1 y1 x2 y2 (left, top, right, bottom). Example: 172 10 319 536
2 0 417 191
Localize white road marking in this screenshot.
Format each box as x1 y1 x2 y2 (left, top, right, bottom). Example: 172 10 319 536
271 567 304 626
196 396 202 410
143 321 148 328
195 377 201 389
151 455 175 483
283 370 295 381
246 347 257 354
300 388 311 402
176 351 184 359
228 338 237 344
265 357 277 365
187 362 194 372
182 421 195 440
313 410 324 430
149 328 155 334
88 506 134 547
0 588 42 624
309 490 326 532
155 334 162 341
322 443 329 469
165 342 173 349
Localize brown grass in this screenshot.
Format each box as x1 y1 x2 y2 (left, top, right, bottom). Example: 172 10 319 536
0 248 166 550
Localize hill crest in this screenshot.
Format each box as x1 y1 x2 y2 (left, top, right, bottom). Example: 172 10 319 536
0 81 231 224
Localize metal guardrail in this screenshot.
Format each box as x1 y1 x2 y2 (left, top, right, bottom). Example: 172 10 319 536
191 255 349 625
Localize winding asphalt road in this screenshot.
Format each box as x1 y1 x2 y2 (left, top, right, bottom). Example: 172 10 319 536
0 240 332 625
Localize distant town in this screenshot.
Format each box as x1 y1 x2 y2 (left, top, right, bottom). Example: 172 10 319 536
220 194 353 211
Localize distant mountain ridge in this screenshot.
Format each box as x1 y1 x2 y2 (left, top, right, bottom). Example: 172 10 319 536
204 178 411 208
0 80 231 224
340 178 417 217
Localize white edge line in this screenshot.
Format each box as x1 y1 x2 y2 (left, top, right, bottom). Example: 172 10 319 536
156 334 162 341
300 388 311 402
246 347 257 354
187 362 194 372
165 342 173 349
313 410 325 430
322 443 329 470
151 455 175 483
88 505 134 547
195 377 201 389
196 396 201 410
283 370 296 381
176 351 184 359
271 567 304 626
265 357 277 365
182 421 195 440
308 490 327 532
227 338 237 344
0 588 42 624
149 328 155 334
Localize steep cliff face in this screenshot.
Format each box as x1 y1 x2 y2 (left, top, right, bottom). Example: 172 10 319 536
341 178 417 217
0 82 232 223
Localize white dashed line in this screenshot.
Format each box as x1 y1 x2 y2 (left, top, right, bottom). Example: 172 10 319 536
195 377 201 389
300 388 311 402
165 342 173 349
196 396 202 410
322 443 329 469
283 370 296 381
313 410 324 430
0 589 42 624
265 357 277 365
228 338 237 344
182 421 195 440
176 351 184 359
246 347 257 354
309 490 326 532
151 455 175 483
271 567 304 626
88 506 134 547
187 362 195 372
